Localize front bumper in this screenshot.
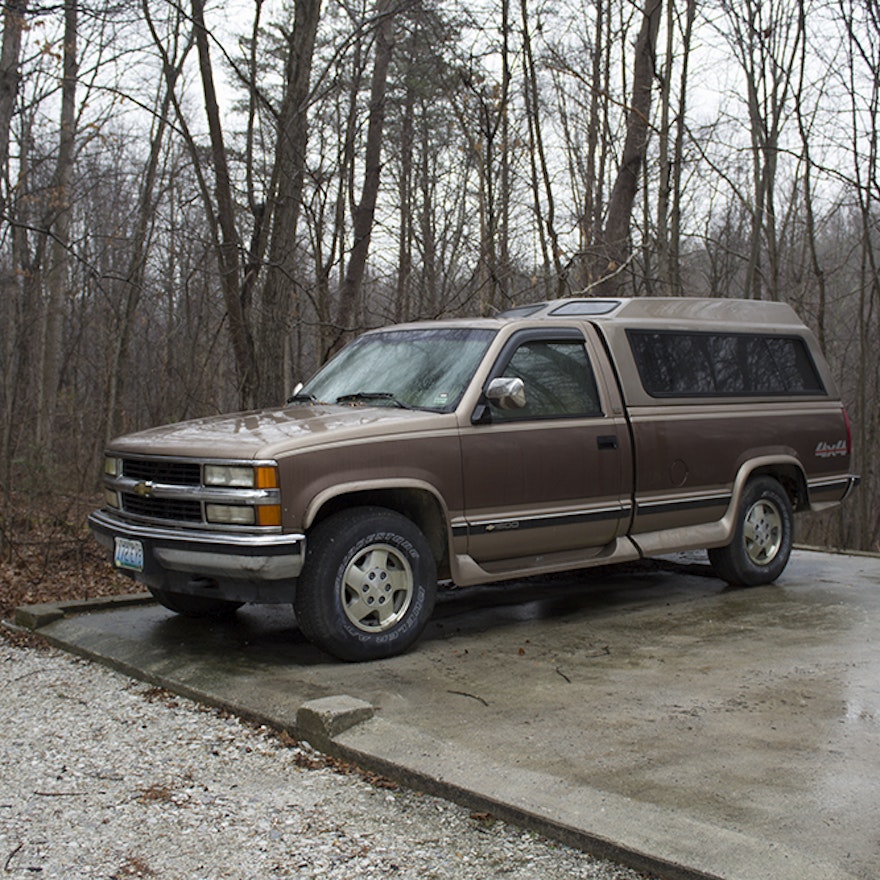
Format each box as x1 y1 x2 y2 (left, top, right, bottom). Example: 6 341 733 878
88 509 306 599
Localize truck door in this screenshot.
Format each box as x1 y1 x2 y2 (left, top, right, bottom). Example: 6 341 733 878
458 327 632 564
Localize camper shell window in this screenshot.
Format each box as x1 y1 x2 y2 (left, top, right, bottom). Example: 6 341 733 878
627 330 826 398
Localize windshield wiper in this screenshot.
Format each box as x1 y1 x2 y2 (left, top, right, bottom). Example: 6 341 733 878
335 392 414 409
286 392 321 404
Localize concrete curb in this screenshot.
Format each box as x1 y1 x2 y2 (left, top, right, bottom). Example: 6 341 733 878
12 593 155 629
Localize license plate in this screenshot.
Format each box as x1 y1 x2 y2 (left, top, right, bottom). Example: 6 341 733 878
114 537 144 572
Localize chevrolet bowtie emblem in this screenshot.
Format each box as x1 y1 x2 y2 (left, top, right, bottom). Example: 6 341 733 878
133 481 155 497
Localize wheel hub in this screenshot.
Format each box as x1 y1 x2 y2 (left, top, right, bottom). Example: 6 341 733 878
744 499 783 565
341 543 414 633
362 567 392 606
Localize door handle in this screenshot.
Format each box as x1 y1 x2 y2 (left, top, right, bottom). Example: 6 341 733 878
597 435 618 451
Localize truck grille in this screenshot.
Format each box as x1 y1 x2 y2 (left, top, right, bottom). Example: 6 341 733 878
105 454 278 532
117 456 203 525
121 494 202 522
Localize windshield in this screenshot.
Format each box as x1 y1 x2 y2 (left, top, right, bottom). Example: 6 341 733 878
299 327 497 412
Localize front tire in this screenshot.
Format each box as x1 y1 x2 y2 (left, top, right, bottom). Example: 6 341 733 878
709 476 793 586
294 506 437 661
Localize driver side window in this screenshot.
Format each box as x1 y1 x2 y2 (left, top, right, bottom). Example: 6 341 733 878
492 340 602 421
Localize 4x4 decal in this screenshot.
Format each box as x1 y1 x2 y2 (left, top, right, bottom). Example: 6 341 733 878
815 440 847 459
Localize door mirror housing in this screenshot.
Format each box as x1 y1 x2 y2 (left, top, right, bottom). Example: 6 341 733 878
485 376 526 410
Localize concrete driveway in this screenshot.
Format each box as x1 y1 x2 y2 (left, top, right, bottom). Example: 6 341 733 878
16 549 880 880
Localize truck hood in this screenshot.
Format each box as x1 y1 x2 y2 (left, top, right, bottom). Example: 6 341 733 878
107 404 453 461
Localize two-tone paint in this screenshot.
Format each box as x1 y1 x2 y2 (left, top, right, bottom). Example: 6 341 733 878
89 298 859 604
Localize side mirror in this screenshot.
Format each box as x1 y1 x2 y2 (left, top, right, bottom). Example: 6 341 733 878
485 376 526 410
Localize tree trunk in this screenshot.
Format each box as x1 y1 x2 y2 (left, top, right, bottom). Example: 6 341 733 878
655 0 674 295
499 0 511 307
418 105 438 317
522 0 564 296
594 0 662 296
330 0 395 355
794 0 826 348
670 0 696 297
0 0 28 531
0 0 27 213
656 0 695 297
36 0 76 450
255 0 322 403
192 0 256 407
104 37 190 445
395 81 414 322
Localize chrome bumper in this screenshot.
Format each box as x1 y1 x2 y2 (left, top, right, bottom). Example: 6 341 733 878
88 509 306 582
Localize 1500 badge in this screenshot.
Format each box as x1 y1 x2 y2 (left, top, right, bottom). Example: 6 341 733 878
815 440 847 458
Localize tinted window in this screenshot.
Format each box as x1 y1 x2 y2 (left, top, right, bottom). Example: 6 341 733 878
493 340 603 420
627 330 825 397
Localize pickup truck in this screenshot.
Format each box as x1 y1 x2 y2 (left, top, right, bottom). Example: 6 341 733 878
89 297 859 661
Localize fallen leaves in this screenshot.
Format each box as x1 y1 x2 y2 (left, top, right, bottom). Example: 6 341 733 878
0 492 133 622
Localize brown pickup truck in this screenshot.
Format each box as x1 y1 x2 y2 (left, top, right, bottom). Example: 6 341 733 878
89 297 859 660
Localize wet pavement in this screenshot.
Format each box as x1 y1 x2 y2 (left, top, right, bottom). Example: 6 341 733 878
14 549 880 880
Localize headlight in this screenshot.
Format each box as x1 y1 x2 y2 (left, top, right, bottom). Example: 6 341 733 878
104 489 120 509
203 464 280 488
104 456 121 477
206 504 256 525
204 465 256 487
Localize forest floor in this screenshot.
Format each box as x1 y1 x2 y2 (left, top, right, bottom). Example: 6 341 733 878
0 492 132 623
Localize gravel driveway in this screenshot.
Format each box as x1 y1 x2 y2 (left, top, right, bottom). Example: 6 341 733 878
1 637 653 879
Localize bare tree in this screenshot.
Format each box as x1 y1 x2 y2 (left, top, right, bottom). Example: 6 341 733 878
330 0 396 355
103 8 193 444
719 0 804 300
521 0 565 296
546 1 614 292
594 0 663 295
655 0 696 296
191 0 257 406
0 0 27 214
835 0 880 550
36 0 77 448
254 0 322 402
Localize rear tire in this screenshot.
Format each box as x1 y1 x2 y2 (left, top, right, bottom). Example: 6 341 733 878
294 506 437 661
149 588 243 619
709 476 793 586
